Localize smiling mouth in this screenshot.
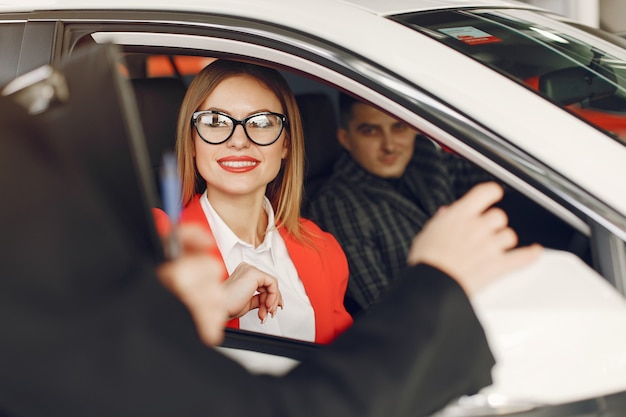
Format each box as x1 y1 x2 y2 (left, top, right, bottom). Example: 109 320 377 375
380 155 398 164
219 160 258 168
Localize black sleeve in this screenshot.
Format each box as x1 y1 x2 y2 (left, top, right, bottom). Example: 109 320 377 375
266 264 495 417
0 95 493 417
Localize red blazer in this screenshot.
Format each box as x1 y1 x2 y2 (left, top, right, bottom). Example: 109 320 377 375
153 194 353 344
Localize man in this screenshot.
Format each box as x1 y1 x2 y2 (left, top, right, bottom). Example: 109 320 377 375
307 93 495 316
0 90 541 416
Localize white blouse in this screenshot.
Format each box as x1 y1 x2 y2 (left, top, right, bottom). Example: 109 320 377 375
200 191 315 342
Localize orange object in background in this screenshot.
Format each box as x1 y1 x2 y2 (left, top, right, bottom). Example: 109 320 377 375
568 105 626 141
147 55 216 77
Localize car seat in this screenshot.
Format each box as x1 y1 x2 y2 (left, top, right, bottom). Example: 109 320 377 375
131 77 187 196
295 92 342 211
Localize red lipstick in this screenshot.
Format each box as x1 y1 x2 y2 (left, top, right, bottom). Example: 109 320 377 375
217 156 260 173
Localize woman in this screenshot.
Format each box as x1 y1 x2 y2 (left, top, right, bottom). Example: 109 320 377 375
154 59 352 344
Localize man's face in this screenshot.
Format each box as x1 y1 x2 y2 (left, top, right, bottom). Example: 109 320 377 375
338 103 417 178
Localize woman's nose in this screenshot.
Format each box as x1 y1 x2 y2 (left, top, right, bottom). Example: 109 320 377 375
226 124 251 149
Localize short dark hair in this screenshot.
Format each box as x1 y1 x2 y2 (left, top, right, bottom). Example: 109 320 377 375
338 92 361 129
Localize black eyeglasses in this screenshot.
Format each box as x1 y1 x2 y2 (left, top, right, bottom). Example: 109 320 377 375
192 110 288 146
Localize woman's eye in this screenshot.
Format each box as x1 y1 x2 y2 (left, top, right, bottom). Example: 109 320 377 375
249 116 273 129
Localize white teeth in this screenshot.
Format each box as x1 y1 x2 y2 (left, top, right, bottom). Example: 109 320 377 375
220 160 257 168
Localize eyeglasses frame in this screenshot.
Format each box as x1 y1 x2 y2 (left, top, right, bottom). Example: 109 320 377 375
191 110 288 146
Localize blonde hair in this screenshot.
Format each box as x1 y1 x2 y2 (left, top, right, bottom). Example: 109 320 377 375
175 59 307 240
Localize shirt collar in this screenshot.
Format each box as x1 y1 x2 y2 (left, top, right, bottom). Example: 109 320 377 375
200 191 276 257
334 151 395 186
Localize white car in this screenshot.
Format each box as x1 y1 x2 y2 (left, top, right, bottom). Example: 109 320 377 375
2 1 626 415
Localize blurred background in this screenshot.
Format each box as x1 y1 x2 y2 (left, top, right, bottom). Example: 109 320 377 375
518 0 626 36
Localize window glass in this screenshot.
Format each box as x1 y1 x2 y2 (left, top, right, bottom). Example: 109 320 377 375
0 22 25 85
394 9 626 144
120 48 590 266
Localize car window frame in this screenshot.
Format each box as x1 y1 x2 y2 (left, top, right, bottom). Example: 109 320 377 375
0 19 26 85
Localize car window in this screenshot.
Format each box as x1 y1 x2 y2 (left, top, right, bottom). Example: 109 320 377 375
393 9 626 144
68 27 597 265
67 29 596 347
0 22 25 85
112 47 593 268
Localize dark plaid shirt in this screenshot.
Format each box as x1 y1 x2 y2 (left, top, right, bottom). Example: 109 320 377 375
306 136 494 316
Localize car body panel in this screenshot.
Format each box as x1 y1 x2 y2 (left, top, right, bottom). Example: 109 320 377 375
1 0 540 14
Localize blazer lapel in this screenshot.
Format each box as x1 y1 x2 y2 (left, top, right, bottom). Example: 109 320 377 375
279 227 333 344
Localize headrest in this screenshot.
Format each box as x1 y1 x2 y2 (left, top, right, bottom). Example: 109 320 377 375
539 65 617 106
295 92 341 183
131 77 187 173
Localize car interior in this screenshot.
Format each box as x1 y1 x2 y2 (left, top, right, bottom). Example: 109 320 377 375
122 51 592 268
396 9 626 143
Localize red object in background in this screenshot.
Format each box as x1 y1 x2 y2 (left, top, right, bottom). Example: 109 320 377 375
147 55 216 77
524 76 626 141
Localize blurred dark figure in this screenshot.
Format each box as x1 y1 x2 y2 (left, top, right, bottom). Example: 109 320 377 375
0 44 543 417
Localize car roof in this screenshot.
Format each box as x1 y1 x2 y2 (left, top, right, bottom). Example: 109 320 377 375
339 0 539 15
0 0 540 15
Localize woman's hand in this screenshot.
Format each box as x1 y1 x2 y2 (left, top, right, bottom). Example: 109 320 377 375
407 182 542 295
223 262 284 323
157 224 228 346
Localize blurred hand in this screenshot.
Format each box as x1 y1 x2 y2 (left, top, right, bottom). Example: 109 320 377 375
407 182 542 295
224 262 284 323
157 224 227 346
